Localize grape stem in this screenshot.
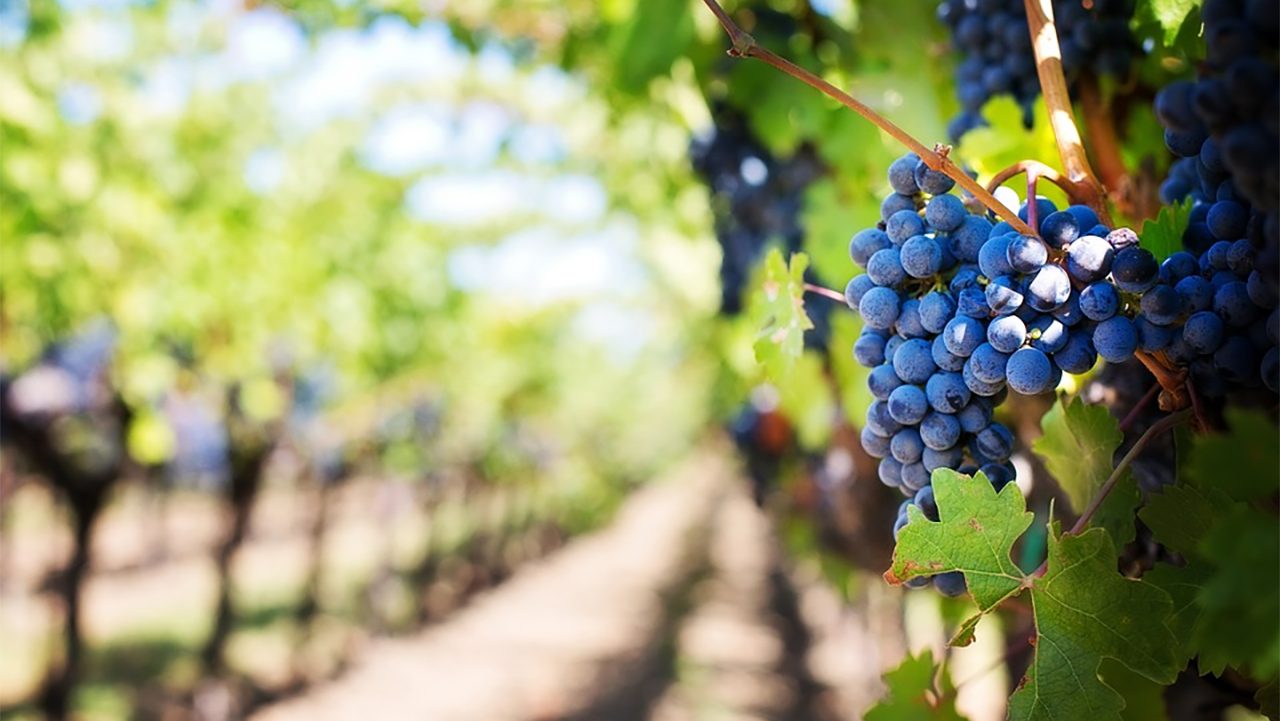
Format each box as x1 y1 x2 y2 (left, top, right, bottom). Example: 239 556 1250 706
985 160 1094 208
1133 350 1191 412
803 283 847 303
1022 0 1113 227
698 0 1038 237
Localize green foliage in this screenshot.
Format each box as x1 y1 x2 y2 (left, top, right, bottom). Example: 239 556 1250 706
1033 395 1135 553
1139 199 1195 263
865 650 968 721
889 472 1181 721
749 249 814 380
1138 0 1204 47
775 350 835 450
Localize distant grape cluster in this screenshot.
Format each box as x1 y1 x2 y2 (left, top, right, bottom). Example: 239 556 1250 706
845 150 1274 594
938 0 1139 140
1154 0 1279 284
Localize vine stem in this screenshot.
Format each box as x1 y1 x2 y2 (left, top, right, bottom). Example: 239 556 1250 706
985 160 1094 207
1077 75 1133 215
1118 383 1160 432
698 0 1037 237
1069 408 1194 536
1022 0 1112 227
804 283 847 303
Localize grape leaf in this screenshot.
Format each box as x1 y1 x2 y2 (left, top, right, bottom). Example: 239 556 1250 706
1032 396 1128 537
1140 0 1202 47
1139 199 1194 263
884 469 1031 612
1138 483 1235 556
865 650 969 721
1098 659 1171 721
1184 408 1280 501
750 249 814 380
1008 527 1179 721
1195 505 1280 679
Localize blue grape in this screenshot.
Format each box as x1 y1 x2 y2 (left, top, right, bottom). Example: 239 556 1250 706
902 235 944 278
887 209 927 244
950 265 983 293
854 331 888 367
925 193 968 232
1066 235 1114 282
1183 311 1227 353
1080 281 1120 321
1019 197 1059 230
926 371 971 414
980 461 1016 490
886 334 906 359
919 291 958 333
850 228 893 267
913 484 938 521
898 298 927 338
943 315 986 357
1165 332 1199 366
1140 284 1182 326
868 247 907 286
866 399 903 437
1007 234 1049 273
920 411 962 451
933 571 967 597
845 274 876 311
1213 281 1261 326
1248 270 1279 309
1111 246 1160 294
893 338 938 384
986 275 1025 315
860 286 902 329
987 314 1027 353
951 215 993 262
1054 331 1097 373
1134 315 1173 352
888 153 922 195
956 399 992 433
957 287 991 318
1227 238 1256 275
1159 251 1199 284
1210 270 1245 292
1040 211 1080 249
891 428 926 464
1006 347 1054 394
1175 275 1214 313
975 423 1014 461
1027 315 1068 353
969 343 1011 384
979 233 1016 279
962 360 1006 396
1025 265 1072 312
879 457 905 487
1051 293 1085 326
888 384 929 425
881 193 918 222
1064 204 1100 231
914 161 956 195
861 426 891 459
932 335 967 372
901 461 931 492
868 364 904 400
1207 199 1248 240
1093 316 1138 362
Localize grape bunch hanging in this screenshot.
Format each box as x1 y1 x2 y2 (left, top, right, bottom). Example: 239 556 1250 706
845 151 1279 595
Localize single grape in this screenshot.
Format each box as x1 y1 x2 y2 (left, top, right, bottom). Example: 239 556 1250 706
943 315 987 357
891 428 926 464
888 153 922 195
898 298 928 338
962 359 1006 396
866 399 903 437
986 275 1025 315
920 291 958 334
969 342 1011 384
1093 316 1138 362
1066 235 1114 282
860 286 902 329
893 338 938 384
879 457 905 487
1018 196 1058 230
1051 293 1085 326
1159 251 1199 285
914 160 957 195
1182 311 1228 354
1227 239 1256 276
1208 200 1248 241
979 233 1016 279
1214 281 1262 326
1006 234 1049 273
925 193 968 232
1079 282 1119 321
845 274 876 311
951 215 993 262
1248 270 1279 309
902 235 944 279
1006 346 1054 394
888 384 929 425
1111 246 1159 294
980 461 1016 490
932 334 967 372
975 423 1015 461
887 209 927 244
1025 264 1072 312
850 228 893 267
1064 205 1101 232
920 411 962 451
913 484 938 521
854 331 888 367
1028 315 1068 353
1054 330 1097 374
1040 211 1080 249
1134 315 1173 352
1140 284 1183 326
868 364 905 400
881 193 918 222
861 426 891 459
868 247 908 287
987 314 1027 353
1176 275 1215 314
957 286 991 318
925 371 971 414
933 571 968 598
886 334 906 359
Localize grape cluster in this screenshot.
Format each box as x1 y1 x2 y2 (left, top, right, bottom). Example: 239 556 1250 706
690 103 837 349
1154 0 1279 288
938 0 1139 140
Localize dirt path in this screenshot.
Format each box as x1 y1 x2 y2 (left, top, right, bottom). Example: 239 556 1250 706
249 450 732 721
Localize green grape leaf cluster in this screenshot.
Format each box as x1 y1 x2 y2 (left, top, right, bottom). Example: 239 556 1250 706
887 471 1180 721
750 249 814 380
864 650 968 721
